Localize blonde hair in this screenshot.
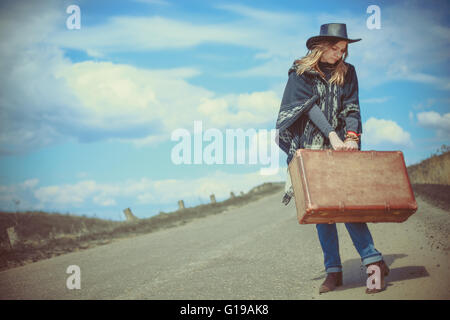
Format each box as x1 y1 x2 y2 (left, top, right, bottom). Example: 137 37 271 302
294 40 349 86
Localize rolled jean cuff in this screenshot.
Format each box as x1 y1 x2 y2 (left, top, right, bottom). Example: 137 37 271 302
326 266 342 273
362 254 383 266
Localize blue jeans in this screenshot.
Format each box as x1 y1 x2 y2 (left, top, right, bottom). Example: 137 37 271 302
316 223 383 273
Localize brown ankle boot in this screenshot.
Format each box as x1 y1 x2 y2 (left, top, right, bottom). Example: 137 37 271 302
319 272 343 294
365 260 390 294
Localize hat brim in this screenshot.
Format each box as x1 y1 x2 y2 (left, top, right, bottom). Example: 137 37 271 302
306 36 361 50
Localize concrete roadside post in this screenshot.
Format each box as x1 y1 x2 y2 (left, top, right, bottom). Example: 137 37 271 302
123 208 138 221
6 227 19 249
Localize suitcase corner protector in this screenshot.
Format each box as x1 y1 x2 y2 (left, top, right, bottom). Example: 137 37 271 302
306 204 319 213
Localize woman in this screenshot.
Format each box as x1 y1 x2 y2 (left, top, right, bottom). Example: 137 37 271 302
275 23 389 294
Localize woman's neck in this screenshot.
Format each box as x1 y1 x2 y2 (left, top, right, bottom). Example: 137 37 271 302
319 60 339 68
317 60 338 81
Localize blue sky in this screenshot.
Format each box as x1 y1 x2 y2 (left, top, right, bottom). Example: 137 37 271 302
0 0 449 220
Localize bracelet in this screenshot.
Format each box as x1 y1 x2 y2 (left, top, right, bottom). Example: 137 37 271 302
345 131 360 142
344 136 359 143
347 131 361 137
344 138 359 144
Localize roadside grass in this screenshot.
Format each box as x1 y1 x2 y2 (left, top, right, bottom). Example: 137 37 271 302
407 147 449 211
407 147 450 185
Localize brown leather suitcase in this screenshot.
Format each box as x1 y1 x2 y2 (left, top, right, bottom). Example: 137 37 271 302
288 149 418 224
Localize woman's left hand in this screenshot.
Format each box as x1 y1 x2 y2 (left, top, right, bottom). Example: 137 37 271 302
343 140 358 150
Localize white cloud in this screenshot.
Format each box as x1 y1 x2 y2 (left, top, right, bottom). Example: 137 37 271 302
49 16 257 54
54 61 210 134
315 2 450 89
384 63 450 90
0 44 280 154
21 179 39 189
190 2 450 89
225 57 290 78
0 171 286 212
85 49 105 58
197 91 280 128
363 117 412 147
412 98 437 111
1 0 449 156
53 60 280 146
134 170 285 204
360 97 391 104
77 172 89 179
93 196 117 207
34 181 99 206
45 3 312 68
416 111 450 139
0 1 77 154
0 178 40 211
0 1 287 154
0 185 17 204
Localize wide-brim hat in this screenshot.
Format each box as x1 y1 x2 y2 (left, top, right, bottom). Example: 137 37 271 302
306 23 361 50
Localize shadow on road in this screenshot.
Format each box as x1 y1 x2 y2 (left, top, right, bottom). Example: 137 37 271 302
311 254 430 291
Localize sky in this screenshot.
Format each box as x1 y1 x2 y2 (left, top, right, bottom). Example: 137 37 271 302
0 0 449 221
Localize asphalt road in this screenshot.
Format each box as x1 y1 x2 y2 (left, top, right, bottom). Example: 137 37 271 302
0 191 448 300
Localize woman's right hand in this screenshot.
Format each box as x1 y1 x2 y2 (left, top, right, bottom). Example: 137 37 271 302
328 131 345 150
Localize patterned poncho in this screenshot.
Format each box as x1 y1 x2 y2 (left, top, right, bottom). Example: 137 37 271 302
275 60 362 205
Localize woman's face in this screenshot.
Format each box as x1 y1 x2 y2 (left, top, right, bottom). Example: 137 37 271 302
320 40 348 64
